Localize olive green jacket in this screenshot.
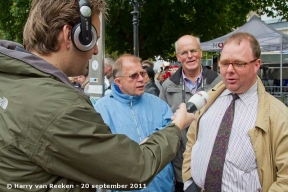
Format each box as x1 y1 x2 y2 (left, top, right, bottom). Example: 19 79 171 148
183 77 288 192
0 40 181 192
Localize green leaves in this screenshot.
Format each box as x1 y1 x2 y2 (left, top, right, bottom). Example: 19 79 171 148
0 0 287 59
105 0 287 59
252 1 288 20
105 0 251 59
0 0 31 43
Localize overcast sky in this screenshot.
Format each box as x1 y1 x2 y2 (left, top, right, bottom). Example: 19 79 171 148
260 8 284 21
261 14 282 21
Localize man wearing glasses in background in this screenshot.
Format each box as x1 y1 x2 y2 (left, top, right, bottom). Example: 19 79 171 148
183 32 288 192
159 35 221 192
93 54 175 192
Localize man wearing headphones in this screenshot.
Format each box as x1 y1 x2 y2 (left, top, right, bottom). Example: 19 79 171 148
0 0 194 191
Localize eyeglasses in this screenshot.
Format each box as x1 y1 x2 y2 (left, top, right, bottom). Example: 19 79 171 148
118 71 147 80
178 48 201 57
218 58 258 70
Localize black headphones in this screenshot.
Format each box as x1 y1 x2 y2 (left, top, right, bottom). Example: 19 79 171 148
71 0 98 52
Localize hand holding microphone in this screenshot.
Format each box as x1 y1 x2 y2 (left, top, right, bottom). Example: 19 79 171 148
186 91 209 113
172 91 209 130
172 103 195 130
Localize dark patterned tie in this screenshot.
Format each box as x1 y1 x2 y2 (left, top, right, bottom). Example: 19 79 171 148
204 94 239 192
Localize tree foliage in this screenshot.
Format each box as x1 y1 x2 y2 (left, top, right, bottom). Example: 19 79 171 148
105 0 288 59
0 0 287 59
253 0 288 20
0 0 31 42
105 0 254 59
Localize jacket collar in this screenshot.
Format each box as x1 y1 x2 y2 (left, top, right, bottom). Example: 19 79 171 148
0 40 76 90
145 80 154 87
254 76 270 133
169 66 183 85
106 73 113 79
111 83 142 106
206 77 269 133
169 65 209 85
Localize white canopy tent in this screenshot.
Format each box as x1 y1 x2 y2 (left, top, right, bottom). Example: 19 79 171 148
201 15 288 96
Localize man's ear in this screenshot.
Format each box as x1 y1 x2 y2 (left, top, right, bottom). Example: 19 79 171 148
62 25 72 48
199 49 203 58
254 59 262 73
114 78 122 88
176 53 181 63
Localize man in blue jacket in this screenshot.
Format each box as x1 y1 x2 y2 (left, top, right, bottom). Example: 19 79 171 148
94 54 174 192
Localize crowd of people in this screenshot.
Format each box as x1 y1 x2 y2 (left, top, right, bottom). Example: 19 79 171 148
68 56 181 98
0 0 287 192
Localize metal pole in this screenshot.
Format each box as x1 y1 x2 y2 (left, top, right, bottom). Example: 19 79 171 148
280 38 283 98
89 13 105 105
131 1 139 56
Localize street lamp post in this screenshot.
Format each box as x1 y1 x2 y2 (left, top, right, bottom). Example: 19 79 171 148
130 0 145 57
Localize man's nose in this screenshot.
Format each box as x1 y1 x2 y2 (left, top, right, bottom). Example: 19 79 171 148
227 63 235 72
187 51 193 57
138 73 144 81
92 45 98 55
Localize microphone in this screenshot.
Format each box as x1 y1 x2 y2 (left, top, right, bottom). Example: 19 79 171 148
186 91 209 113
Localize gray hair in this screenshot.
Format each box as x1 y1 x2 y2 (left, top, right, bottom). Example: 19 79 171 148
113 54 141 78
104 57 115 67
175 35 201 53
